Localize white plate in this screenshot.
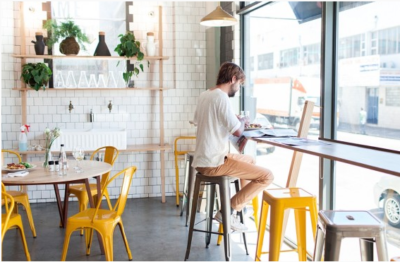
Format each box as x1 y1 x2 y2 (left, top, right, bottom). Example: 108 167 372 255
2 164 37 172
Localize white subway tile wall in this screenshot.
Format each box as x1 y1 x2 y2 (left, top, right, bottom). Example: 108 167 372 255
1 1 208 203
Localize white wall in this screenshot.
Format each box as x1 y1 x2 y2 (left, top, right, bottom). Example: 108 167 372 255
1 1 207 203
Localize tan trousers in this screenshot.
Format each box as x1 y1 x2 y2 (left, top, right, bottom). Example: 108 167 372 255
196 153 274 211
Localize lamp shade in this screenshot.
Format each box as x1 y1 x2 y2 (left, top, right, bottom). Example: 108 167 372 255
200 6 237 27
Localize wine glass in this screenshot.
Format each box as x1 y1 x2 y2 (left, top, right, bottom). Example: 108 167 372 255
72 146 85 173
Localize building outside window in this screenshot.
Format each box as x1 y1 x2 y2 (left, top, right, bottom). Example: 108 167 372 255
242 1 400 260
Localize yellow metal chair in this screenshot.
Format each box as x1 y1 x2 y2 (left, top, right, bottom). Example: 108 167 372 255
255 188 318 261
61 166 137 261
2 183 31 261
67 146 119 234
174 136 196 206
1 149 37 238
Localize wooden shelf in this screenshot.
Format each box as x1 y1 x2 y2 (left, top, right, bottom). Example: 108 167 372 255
12 87 173 91
12 54 169 61
13 144 172 155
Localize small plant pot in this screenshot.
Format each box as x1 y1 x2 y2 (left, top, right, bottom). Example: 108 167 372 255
60 37 80 55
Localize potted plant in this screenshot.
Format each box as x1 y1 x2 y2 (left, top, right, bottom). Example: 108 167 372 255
114 31 149 86
43 19 90 55
20 63 52 91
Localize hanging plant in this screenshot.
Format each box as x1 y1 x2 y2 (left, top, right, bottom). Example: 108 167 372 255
20 63 52 91
114 31 150 85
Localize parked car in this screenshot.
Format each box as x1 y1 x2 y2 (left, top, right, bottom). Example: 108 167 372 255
253 114 275 155
373 175 400 228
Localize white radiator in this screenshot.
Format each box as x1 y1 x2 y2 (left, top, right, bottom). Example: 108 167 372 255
50 128 127 151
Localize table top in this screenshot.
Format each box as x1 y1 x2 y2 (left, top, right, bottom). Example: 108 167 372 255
253 137 400 177
2 160 112 185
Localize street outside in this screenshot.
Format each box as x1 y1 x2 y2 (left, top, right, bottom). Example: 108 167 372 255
254 125 400 259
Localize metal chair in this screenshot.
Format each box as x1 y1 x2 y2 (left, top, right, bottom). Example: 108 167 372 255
67 146 119 235
61 166 137 261
313 210 388 261
2 183 31 261
1 149 37 238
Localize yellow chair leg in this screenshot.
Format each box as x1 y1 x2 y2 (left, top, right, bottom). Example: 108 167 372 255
255 201 269 261
17 197 37 238
309 199 318 239
269 205 284 261
252 196 259 230
17 224 31 261
118 221 133 260
61 225 74 261
294 208 307 261
217 223 223 245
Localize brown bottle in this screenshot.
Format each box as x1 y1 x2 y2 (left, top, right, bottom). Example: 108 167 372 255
94 31 111 56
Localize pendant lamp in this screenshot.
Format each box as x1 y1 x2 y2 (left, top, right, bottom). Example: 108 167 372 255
200 4 237 27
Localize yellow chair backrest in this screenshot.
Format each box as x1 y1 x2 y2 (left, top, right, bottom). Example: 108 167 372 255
89 146 119 187
91 166 136 221
2 149 22 166
2 184 15 240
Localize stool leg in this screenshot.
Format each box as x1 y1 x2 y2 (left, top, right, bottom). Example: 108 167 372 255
294 208 307 261
269 204 285 261
255 199 269 261
205 184 216 248
312 224 325 261
185 167 196 227
324 231 341 261
375 232 389 261
185 177 202 260
234 179 249 255
219 179 231 261
180 156 190 216
360 238 374 261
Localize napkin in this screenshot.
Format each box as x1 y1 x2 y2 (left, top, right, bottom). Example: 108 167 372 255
7 171 29 177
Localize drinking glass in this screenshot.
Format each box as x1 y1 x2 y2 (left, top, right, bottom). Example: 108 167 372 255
72 146 85 173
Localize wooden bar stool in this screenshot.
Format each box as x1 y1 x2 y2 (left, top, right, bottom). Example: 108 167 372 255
313 210 388 261
255 187 318 261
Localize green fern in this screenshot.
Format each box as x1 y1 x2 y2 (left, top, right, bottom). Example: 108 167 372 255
43 20 89 50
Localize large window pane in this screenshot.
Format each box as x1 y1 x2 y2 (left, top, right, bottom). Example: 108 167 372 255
336 1 400 259
243 2 321 257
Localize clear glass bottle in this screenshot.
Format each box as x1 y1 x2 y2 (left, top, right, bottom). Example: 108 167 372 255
59 144 68 176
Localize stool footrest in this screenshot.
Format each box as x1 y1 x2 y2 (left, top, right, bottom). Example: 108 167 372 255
193 229 224 236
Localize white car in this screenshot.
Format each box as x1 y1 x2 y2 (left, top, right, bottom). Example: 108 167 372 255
373 175 400 228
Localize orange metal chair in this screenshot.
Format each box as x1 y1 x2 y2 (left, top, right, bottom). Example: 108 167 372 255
2 183 31 261
255 188 318 261
1 149 37 238
61 166 137 261
174 136 196 206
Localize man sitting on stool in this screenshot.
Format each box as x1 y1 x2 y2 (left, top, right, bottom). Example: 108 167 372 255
192 62 274 232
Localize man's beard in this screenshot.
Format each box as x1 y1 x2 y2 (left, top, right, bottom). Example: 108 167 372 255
228 84 237 97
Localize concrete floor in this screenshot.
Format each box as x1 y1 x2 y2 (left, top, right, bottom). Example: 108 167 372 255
2 196 281 261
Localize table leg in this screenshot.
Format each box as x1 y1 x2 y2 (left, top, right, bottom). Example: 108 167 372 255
84 178 105 255
53 184 64 227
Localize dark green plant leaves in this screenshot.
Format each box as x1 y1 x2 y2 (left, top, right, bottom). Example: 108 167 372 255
20 63 52 91
114 31 149 82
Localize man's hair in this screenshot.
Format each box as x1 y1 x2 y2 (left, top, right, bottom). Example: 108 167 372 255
216 62 245 85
